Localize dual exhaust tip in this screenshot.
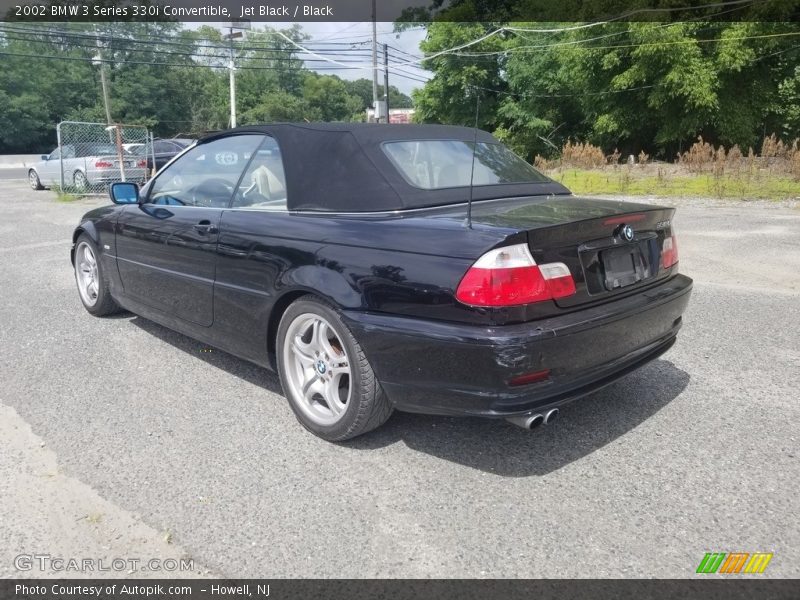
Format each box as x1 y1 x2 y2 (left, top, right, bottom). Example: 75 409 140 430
506 408 559 430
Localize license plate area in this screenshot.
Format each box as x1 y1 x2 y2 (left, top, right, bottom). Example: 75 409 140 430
601 245 648 291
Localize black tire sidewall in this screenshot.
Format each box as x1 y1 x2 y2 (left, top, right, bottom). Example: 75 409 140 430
276 297 367 440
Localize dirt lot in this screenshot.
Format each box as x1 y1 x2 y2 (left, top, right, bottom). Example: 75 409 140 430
1 181 798 578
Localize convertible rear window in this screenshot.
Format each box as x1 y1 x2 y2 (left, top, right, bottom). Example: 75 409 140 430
75 143 125 157
382 140 550 190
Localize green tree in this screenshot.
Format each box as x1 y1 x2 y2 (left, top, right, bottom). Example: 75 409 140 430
415 20 800 160
302 73 362 121
344 78 414 111
241 90 318 123
412 23 507 131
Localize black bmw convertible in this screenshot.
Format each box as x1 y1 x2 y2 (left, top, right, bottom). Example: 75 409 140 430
71 123 692 441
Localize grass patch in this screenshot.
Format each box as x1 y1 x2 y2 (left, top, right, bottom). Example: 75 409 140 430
51 184 81 202
547 167 800 201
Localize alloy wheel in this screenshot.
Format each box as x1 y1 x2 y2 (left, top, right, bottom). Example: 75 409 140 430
75 242 99 306
74 171 88 191
282 313 352 426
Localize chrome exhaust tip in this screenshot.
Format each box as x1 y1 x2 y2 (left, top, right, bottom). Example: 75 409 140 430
506 414 544 430
543 408 559 425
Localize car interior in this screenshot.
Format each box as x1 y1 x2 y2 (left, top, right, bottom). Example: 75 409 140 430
148 136 288 210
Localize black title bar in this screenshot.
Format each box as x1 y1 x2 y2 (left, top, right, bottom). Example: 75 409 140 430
1 0 798 22
3 579 800 600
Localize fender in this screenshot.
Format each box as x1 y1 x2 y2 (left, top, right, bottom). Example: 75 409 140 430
70 220 100 265
280 264 363 310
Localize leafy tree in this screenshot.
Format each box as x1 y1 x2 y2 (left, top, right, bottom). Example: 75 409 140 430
412 22 507 130
302 73 363 121
241 90 317 123
344 78 414 111
416 20 800 160
0 22 415 152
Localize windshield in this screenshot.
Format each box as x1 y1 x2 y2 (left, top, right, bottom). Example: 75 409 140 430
383 140 550 189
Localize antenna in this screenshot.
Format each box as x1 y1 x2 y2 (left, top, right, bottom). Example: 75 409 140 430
466 91 480 229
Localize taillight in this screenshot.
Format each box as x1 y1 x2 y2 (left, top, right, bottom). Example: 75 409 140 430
661 234 679 269
95 160 113 168
136 160 147 168
455 243 577 307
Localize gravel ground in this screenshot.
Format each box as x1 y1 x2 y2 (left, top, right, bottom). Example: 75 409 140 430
1 182 798 578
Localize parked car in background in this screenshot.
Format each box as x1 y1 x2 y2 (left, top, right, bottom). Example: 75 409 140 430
122 142 144 153
129 137 195 172
29 143 147 191
70 123 691 441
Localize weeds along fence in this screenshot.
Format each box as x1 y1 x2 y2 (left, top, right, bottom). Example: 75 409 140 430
56 121 152 195
535 135 800 180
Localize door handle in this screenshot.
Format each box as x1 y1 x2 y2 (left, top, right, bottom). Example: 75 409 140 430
194 220 219 235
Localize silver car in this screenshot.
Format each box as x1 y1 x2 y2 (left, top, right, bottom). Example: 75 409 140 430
28 142 147 191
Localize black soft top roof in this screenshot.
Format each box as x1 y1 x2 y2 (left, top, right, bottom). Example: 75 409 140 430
201 123 569 212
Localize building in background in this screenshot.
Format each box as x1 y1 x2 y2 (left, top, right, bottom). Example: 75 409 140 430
366 108 415 124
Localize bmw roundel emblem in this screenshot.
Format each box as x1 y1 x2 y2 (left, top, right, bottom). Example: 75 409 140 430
620 224 634 241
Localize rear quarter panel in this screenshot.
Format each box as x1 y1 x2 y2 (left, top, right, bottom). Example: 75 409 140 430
211 209 516 364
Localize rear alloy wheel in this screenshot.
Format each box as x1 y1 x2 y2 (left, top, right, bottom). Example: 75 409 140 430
28 169 43 190
73 170 88 192
277 297 392 441
73 235 121 316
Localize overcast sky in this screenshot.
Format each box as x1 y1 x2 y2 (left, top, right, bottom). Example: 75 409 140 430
196 22 432 96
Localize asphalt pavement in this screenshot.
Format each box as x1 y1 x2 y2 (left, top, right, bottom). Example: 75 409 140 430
1 181 798 578
0 168 29 181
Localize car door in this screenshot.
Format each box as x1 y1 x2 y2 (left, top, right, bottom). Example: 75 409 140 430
115 134 266 326
38 147 61 185
212 136 291 359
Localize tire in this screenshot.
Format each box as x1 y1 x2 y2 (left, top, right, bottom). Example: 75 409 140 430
73 234 122 317
73 170 88 192
277 296 393 441
28 169 43 190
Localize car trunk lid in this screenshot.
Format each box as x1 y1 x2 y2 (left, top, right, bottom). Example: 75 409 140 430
444 194 678 309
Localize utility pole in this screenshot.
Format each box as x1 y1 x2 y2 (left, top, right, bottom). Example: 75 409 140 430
98 61 112 125
383 43 390 124
224 20 249 129
227 26 238 128
371 0 379 122
93 26 112 125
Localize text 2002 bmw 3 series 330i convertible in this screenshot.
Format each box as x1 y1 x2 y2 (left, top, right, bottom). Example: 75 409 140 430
71 123 692 441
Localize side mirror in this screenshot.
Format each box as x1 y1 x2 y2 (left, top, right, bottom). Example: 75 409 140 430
109 182 140 205
41 154 50 161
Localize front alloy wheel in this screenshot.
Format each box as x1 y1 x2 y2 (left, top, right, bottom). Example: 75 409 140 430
28 170 43 190
75 241 99 307
73 235 121 316
277 297 392 441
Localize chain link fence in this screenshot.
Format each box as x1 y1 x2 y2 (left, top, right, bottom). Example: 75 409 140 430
55 121 152 194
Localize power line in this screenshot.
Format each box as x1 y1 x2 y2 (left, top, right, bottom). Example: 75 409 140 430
0 33 377 63
504 0 762 32
448 30 800 57
0 49 387 72
0 23 384 54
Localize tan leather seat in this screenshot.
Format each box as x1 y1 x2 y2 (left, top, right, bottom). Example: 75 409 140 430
251 163 286 200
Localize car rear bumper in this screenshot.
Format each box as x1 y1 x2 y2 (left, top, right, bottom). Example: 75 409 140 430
89 169 148 184
342 273 692 418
